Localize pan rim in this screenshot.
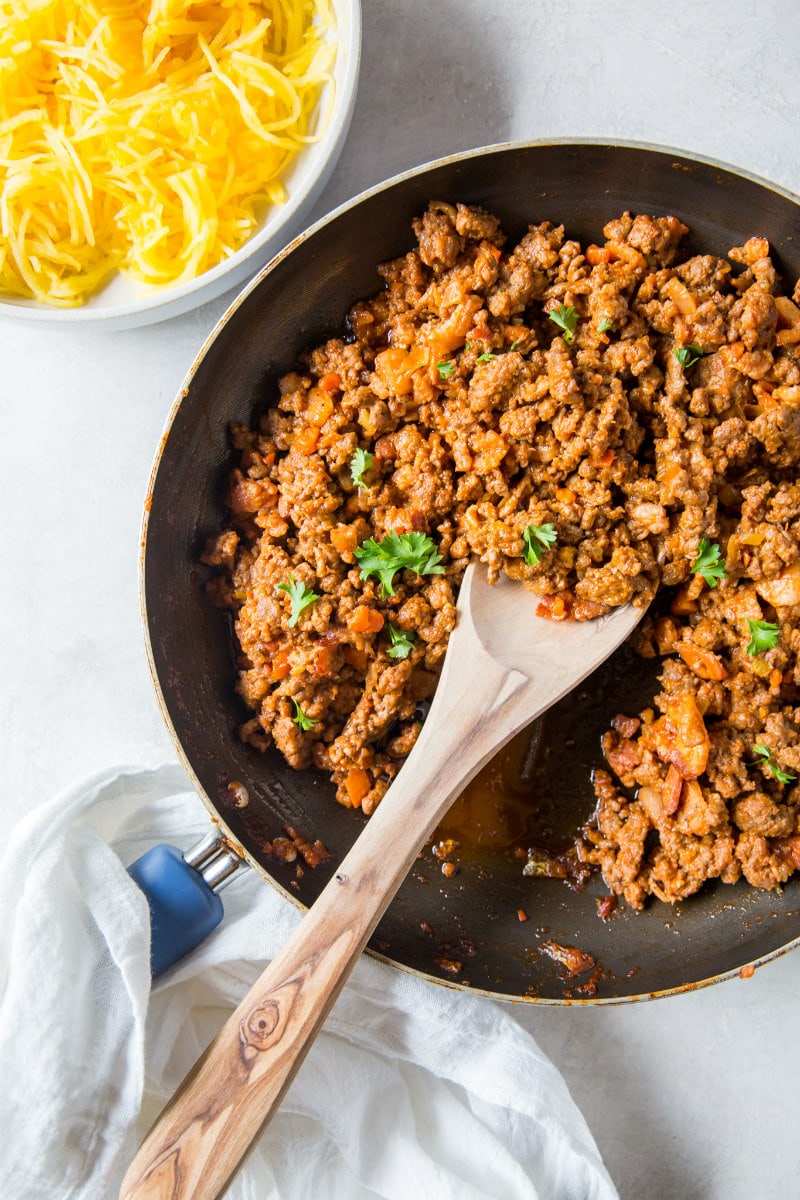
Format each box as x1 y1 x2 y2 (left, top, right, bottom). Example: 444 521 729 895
140 137 800 1005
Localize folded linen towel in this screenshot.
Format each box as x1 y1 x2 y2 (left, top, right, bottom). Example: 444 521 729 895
0 764 618 1200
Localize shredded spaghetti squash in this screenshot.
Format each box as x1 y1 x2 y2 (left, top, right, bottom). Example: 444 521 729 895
0 0 336 306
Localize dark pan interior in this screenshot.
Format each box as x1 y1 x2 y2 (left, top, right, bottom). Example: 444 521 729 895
144 142 800 1002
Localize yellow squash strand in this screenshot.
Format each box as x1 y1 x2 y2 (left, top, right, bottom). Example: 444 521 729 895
0 0 336 306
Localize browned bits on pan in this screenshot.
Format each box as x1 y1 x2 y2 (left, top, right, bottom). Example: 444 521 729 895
284 825 332 868
539 939 596 978
226 780 249 808
434 955 463 976
269 837 297 864
596 895 618 920
432 838 460 860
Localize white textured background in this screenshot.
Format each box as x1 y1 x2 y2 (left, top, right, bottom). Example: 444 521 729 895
3 3 800 1198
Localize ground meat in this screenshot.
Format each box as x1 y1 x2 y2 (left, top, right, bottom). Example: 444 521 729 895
204 200 800 898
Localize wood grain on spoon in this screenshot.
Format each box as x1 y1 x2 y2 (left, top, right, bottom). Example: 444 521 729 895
120 563 645 1200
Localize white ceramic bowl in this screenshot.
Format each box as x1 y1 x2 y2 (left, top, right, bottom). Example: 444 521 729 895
0 1 360 331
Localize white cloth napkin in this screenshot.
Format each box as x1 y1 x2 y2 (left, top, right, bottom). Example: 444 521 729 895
0 764 618 1200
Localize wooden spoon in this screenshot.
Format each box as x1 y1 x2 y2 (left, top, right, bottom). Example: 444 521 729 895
120 563 645 1200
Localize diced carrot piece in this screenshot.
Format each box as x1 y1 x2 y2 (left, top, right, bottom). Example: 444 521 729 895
319 372 342 392
717 341 745 365
675 642 728 681
555 487 577 503
374 346 428 395
344 768 371 808
330 525 358 555
606 241 646 270
295 425 320 455
740 531 765 546
594 449 616 468
671 585 698 616
662 277 697 316
536 592 571 621
306 390 334 426
552 596 568 619
426 295 483 357
271 650 291 680
662 764 684 815
585 244 615 266
652 694 711 779
655 617 679 655
315 645 334 677
770 669 783 689
348 605 385 634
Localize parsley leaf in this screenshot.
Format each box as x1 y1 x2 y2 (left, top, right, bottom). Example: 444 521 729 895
277 575 320 627
354 530 445 597
752 743 796 785
690 538 727 588
522 522 557 566
292 699 317 731
548 304 578 342
746 618 780 656
598 318 614 333
476 351 496 363
436 360 455 380
350 447 374 490
674 344 704 369
386 622 415 660
509 338 522 351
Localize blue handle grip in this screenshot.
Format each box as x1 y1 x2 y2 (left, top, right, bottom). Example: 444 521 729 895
128 843 224 977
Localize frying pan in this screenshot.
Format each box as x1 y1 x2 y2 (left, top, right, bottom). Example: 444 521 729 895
142 139 800 1003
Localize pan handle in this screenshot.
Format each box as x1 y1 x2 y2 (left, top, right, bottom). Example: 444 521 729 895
128 834 246 977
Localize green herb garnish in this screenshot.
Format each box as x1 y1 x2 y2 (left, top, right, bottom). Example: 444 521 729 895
509 338 522 351
674 344 704 369
386 623 415 660
752 743 796 785
548 304 578 342
277 575 320 627
354 530 445 597
436 360 455 380
350 447 374 490
598 318 614 333
746 618 780 656
292 699 317 731
476 351 496 363
690 538 727 588
522 522 557 566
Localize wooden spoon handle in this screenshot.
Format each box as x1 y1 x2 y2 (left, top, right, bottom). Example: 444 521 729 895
119 641 531 1200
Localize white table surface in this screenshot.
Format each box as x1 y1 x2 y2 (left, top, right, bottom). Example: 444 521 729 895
4 2 800 1197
